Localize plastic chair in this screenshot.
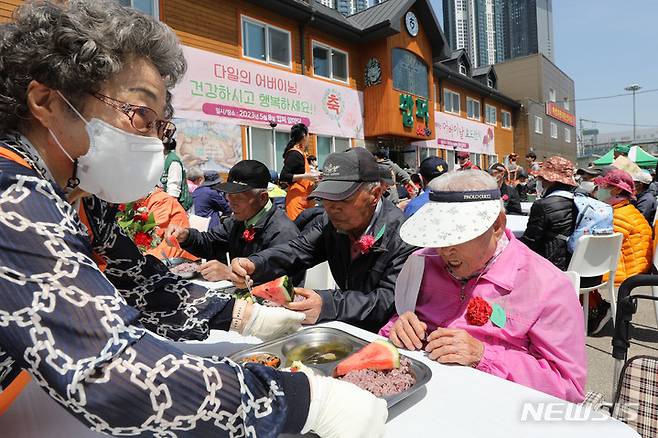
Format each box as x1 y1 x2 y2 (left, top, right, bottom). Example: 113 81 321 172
567 233 624 333
611 275 658 438
304 261 336 290
188 214 211 232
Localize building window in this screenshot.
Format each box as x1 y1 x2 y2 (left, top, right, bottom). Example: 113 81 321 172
392 48 429 98
419 147 434 161
466 97 480 120
485 104 496 125
241 16 291 68
119 0 158 17
487 77 494 88
316 136 350 166
550 122 558 139
549 88 556 102
501 110 511 128
535 116 543 134
312 41 348 83
563 98 570 111
459 63 468 75
248 127 290 171
565 127 571 143
444 89 460 114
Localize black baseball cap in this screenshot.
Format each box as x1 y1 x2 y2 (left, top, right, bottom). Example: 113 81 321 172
216 160 270 194
310 148 380 201
419 156 448 182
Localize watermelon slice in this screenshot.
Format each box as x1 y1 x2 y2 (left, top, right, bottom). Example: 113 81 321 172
334 340 400 377
251 276 295 305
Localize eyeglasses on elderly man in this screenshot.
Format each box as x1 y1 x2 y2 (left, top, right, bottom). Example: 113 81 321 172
381 169 587 403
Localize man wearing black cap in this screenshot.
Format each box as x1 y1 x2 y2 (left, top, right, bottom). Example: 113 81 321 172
230 148 416 332
403 156 449 217
190 170 232 230
165 160 299 282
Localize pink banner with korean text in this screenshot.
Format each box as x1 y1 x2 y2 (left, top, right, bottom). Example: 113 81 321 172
172 46 365 139
412 111 495 155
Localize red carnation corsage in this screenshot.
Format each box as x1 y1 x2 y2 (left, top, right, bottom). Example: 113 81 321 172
466 297 493 326
356 234 376 254
242 226 256 242
501 194 509 201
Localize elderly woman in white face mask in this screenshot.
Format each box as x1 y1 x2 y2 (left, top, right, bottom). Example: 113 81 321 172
379 170 587 402
0 2 385 437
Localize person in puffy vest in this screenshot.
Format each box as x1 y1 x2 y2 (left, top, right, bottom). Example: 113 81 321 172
587 168 653 334
161 138 193 211
520 156 578 271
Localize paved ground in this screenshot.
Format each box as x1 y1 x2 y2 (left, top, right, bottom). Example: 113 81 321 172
586 286 658 401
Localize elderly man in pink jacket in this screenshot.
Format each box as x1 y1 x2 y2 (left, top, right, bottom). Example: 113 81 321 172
380 169 586 403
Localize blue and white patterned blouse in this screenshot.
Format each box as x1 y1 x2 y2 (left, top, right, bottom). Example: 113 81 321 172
0 134 309 437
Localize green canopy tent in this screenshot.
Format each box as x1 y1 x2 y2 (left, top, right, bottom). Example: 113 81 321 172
593 146 658 168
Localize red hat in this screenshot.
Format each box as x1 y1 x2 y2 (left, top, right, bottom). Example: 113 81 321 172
456 151 470 159
594 168 635 197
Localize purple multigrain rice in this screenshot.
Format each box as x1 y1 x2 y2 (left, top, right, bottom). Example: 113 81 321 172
338 358 415 397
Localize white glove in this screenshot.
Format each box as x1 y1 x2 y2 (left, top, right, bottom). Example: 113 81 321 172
241 303 304 340
302 375 388 438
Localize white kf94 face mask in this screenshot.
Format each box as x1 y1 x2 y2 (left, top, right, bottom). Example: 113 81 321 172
50 91 165 204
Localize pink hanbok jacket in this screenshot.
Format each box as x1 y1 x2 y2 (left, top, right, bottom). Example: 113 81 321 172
380 229 586 402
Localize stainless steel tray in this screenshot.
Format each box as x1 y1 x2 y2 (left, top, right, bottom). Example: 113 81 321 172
229 327 432 408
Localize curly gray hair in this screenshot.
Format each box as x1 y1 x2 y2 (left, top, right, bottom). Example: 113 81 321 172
0 0 187 132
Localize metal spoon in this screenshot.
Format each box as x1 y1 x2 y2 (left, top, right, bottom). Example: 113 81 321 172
302 352 337 364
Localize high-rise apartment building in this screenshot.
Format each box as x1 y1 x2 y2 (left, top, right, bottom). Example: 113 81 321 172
443 0 553 67
333 0 368 16
504 0 553 62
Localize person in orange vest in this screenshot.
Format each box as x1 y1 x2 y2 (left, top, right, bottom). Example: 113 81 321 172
280 123 321 220
142 187 199 262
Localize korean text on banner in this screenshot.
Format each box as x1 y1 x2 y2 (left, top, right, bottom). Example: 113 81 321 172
412 112 495 155
173 46 365 139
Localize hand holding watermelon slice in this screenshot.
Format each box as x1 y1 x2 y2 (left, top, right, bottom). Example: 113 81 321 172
251 275 295 306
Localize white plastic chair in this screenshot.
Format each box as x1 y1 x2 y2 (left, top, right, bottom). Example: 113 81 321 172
567 233 624 334
188 214 211 232
304 261 336 290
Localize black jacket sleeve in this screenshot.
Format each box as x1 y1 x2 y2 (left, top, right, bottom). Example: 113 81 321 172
181 220 231 260
504 184 523 215
280 150 305 183
316 239 415 331
519 201 547 252
248 218 328 281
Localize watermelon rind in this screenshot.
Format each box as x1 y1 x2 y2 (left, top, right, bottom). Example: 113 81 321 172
334 340 400 376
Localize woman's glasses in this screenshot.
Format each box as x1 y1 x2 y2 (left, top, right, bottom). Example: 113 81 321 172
92 92 176 142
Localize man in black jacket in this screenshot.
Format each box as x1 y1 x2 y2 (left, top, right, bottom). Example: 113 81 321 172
230 148 416 332
632 171 657 224
165 160 300 282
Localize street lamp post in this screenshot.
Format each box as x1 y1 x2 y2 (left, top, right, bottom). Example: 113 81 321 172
624 84 641 142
